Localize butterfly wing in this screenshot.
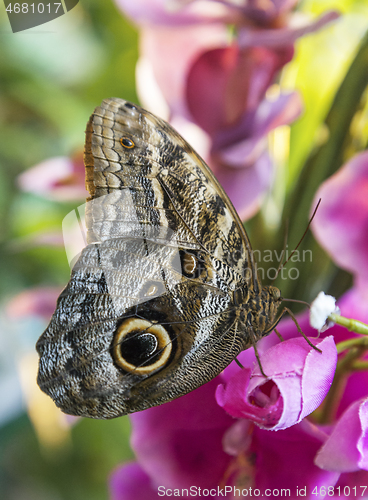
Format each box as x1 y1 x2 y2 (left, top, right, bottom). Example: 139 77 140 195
36 98 258 418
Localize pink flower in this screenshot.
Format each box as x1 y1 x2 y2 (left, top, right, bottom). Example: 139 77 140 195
109 150 368 497
109 352 339 499
6 287 62 321
303 151 368 482
116 0 338 218
216 336 337 431
310 153 368 420
315 398 368 473
17 153 87 201
186 42 302 218
248 421 340 497
130 378 234 489
276 309 368 488
109 334 338 499
110 463 157 500
312 151 368 290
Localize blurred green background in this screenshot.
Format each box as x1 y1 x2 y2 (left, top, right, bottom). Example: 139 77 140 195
0 0 368 498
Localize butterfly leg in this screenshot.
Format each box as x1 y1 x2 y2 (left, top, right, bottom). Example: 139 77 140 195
266 307 322 353
274 328 284 342
234 357 245 369
249 326 267 377
283 307 322 353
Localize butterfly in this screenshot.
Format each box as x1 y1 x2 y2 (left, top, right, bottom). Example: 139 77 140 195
36 98 283 419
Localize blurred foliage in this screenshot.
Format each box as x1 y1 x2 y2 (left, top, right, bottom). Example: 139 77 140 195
0 0 138 300
248 0 368 307
0 413 133 500
0 1 137 499
1 0 368 499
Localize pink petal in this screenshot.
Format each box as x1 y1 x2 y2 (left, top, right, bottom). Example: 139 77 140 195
130 377 233 489
212 151 273 221
114 0 232 26
216 336 337 430
17 155 87 201
358 400 368 469
216 92 302 167
311 151 368 283
222 419 253 456
299 336 337 421
109 462 157 500
336 469 368 492
6 287 62 321
253 420 340 495
331 287 368 419
138 24 229 118
315 399 368 472
216 367 284 427
238 11 340 48
186 45 293 136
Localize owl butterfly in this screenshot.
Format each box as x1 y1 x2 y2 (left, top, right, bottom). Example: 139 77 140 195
36 98 284 419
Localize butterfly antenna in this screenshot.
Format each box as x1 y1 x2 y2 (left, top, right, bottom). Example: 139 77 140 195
272 198 321 282
271 219 289 284
281 297 311 308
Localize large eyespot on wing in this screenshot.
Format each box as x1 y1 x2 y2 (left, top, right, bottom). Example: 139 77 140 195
112 318 172 375
36 233 246 418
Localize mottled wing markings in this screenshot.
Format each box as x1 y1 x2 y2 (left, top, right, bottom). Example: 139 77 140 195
86 98 256 289
37 97 271 418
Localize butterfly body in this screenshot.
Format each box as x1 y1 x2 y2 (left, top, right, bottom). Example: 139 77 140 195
36 98 281 418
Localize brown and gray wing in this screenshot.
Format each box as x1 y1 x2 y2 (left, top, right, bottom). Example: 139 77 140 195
84 97 256 290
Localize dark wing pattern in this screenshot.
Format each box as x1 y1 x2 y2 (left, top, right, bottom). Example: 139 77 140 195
36 98 258 418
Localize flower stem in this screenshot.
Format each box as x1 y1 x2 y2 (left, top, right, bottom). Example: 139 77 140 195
351 360 368 371
336 336 368 354
329 313 368 335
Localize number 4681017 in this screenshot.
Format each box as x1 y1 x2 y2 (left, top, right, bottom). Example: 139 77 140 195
312 485 368 496
6 3 62 14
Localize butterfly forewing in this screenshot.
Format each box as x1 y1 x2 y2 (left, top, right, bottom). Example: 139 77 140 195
36 98 267 419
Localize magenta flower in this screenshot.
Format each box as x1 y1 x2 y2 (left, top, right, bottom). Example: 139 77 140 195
110 463 157 500
109 150 368 498
116 0 338 218
312 151 368 291
275 308 368 489
251 150 368 486
303 151 368 482
17 153 87 201
310 152 368 421
216 336 337 431
185 43 302 217
315 398 368 472
110 378 234 499
109 338 339 499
